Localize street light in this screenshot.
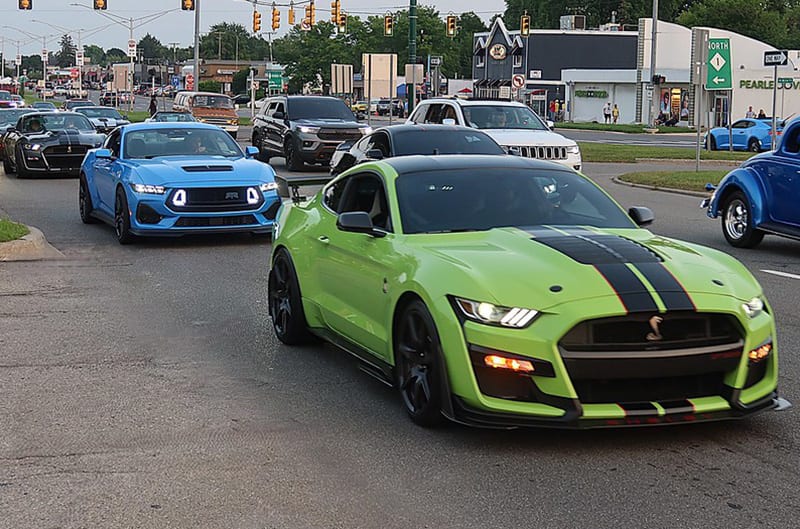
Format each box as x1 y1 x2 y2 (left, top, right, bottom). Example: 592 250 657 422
32 20 85 97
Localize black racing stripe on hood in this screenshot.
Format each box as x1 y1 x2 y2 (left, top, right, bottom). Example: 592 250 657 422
595 264 659 313
528 229 661 265
634 262 696 311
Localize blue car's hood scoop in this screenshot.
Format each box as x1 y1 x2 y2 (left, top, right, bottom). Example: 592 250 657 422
181 164 234 172
130 156 269 186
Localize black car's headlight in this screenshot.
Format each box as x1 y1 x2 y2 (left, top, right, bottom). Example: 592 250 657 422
24 143 43 152
452 296 539 328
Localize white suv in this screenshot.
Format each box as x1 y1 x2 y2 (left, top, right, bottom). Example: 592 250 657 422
407 98 581 171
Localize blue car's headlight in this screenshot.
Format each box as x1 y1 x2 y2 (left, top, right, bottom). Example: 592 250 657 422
130 183 166 194
452 296 539 328
260 182 278 193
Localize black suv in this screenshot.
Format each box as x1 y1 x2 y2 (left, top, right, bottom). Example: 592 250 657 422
251 95 371 171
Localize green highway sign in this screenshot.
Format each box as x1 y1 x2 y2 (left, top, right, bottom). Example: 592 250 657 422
706 38 732 90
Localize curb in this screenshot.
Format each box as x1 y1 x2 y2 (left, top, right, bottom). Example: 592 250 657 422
633 157 742 167
0 225 64 262
611 176 708 198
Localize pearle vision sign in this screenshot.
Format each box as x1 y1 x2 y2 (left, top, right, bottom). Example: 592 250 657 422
740 79 800 90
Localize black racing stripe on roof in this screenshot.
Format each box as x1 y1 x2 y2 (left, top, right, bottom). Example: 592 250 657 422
634 262 696 312
594 264 659 313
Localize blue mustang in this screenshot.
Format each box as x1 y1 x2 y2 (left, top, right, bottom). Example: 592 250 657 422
704 118 783 152
79 122 280 244
704 118 800 247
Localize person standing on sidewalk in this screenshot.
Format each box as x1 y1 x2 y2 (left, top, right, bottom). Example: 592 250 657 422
612 104 619 124
603 101 612 124
149 95 157 116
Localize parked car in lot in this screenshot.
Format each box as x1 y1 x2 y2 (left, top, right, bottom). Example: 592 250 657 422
10 95 25 108
62 99 94 112
704 118 783 152
30 101 58 111
74 106 131 133
1 112 104 178
330 124 505 176
407 98 581 171
251 95 371 171
703 117 800 247
269 154 788 427
100 91 134 106
78 123 280 243
0 90 14 109
145 111 196 123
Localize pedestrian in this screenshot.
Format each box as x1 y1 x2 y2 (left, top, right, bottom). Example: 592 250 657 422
612 103 619 124
148 95 157 116
745 105 756 118
548 99 556 121
554 100 560 121
603 101 612 124
396 99 404 119
758 108 767 119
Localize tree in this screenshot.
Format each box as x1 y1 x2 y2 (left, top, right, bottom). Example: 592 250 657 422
138 34 167 61
677 0 788 48
454 12 488 78
232 67 251 94
55 34 76 68
83 44 105 67
198 79 221 92
105 47 128 65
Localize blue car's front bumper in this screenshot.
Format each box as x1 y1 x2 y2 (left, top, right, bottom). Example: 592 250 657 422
127 189 281 236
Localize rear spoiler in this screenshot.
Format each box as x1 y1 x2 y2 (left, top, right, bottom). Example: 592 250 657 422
275 174 332 203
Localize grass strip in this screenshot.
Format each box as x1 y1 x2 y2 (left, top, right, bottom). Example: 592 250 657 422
556 122 696 134
617 170 729 193
0 218 29 243
579 142 752 163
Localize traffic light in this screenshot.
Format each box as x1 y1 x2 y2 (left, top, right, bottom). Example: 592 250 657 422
271 5 280 31
330 0 340 24
383 14 393 36
253 10 262 32
18 0 32 10
288 3 295 25
446 15 457 37
338 11 346 32
305 1 315 26
520 14 530 36
93 0 107 9
182 0 195 10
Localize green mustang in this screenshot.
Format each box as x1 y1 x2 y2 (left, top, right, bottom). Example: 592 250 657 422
268 155 789 428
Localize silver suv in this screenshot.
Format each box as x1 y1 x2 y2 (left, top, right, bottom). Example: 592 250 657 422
407 98 581 171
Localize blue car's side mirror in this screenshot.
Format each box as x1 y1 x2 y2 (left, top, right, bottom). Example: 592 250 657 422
96 148 113 159
245 146 259 158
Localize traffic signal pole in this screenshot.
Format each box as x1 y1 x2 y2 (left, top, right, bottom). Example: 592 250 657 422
193 0 200 90
407 0 416 113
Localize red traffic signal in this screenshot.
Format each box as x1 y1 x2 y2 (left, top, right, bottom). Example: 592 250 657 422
93 0 107 9
18 0 32 9
182 0 195 10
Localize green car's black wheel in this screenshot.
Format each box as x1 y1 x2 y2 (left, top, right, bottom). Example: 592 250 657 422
268 248 312 344
722 191 764 248
114 187 135 245
79 175 98 224
394 300 445 427
284 138 303 172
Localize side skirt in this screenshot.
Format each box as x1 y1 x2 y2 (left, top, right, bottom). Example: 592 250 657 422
308 326 394 387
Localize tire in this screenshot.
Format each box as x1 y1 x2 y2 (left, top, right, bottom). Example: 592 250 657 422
721 191 764 248
748 138 761 152
268 248 313 345
284 137 304 172
2 152 13 175
709 135 717 151
79 175 98 224
114 187 136 245
14 149 28 179
394 299 446 427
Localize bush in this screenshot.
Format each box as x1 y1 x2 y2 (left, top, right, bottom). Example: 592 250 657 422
198 80 221 93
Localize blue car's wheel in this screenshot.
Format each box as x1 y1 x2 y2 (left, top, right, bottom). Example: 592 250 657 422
748 138 760 152
394 299 445 427
722 191 764 248
79 175 98 224
114 187 135 245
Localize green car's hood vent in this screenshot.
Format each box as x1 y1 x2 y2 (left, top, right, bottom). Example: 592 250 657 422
419 227 758 312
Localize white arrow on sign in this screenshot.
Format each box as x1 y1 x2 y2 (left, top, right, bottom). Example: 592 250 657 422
709 53 726 71
713 76 726 84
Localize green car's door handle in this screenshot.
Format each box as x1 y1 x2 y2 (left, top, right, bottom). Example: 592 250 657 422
317 235 330 244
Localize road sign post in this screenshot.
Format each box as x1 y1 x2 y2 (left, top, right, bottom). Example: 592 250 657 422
765 50 788 151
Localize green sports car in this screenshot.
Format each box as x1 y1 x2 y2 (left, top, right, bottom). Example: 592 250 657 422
268 155 789 428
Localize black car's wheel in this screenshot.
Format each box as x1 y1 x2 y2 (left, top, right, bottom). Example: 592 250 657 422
114 187 135 245
394 299 445 427
79 175 98 224
268 248 313 345
2 151 13 174
722 191 764 248
284 137 304 172
14 148 29 178
256 135 271 163
748 138 761 152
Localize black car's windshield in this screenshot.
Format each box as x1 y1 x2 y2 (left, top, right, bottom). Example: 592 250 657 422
22 113 95 133
396 168 635 234
152 112 195 122
463 105 548 130
393 129 505 156
124 127 243 159
288 98 355 121
191 94 233 109
78 108 124 119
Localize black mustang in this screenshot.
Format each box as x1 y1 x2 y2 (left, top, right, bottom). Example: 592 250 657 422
2 112 104 178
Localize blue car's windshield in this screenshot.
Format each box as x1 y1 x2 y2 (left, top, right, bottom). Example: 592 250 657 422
124 127 243 159
396 168 635 234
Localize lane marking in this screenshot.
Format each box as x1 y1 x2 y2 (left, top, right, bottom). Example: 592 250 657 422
761 269 800 280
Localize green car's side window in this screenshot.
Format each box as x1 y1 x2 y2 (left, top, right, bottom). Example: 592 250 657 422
338 173 392 232
323 178 347 213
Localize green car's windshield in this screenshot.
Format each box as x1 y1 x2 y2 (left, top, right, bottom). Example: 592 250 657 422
124 127 243 159
395 168 635 234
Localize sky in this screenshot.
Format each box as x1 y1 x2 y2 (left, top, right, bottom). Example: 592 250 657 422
0 0 502 56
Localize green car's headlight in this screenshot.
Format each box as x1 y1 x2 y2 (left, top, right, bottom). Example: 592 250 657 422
742 297 765 318
452 297 539 328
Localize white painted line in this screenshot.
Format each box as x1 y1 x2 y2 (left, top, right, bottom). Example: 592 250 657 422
761 269 800 280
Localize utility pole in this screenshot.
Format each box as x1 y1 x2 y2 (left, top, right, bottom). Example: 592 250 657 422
407 0 417 113
649 0 659 126
193 0 201 90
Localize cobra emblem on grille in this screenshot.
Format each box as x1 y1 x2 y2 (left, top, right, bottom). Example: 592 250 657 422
646 315 663 341
67 145 72 154
225 192 239 200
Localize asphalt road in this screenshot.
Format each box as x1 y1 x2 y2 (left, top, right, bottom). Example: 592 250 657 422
1 158 798 528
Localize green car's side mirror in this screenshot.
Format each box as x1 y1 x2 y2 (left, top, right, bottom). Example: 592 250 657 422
337 211 386 238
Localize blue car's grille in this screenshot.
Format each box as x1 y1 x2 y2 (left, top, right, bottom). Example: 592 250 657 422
167 187 263 212
175 214 257 227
